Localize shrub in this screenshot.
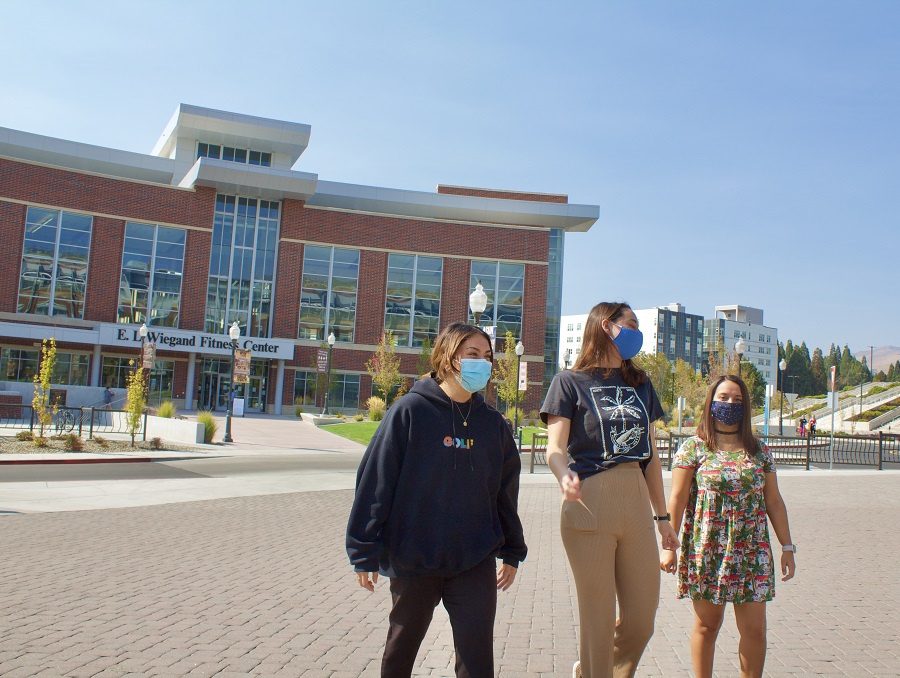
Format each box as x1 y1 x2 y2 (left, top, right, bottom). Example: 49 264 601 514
33 436 49 448
16 430 33 441
93 435 109 448
156 400 177 419
63 433 84 452
366 396 386 421
197 410 218 444
354 412 365 422
295 404 304 417
149 436 163 450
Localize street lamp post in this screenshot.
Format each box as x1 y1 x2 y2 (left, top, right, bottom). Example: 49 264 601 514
779 358 787 435
222 321 240 443
469 281 487 325
735 337 748 378
322 332 336 416
514 341 524 435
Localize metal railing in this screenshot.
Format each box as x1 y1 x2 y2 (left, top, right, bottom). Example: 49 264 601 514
0 405 147 440
656 431 900 471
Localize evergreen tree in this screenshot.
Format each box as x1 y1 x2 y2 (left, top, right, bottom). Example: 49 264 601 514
784 340 795 366
738 359 766 408
810 348 828 395
875 370 887 382
786 342 812 396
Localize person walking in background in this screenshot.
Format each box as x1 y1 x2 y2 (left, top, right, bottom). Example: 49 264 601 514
102 386 114 409
798 416 807 437
541 302 678 678
661 375 796 678
809 414 817 436
346 322 527 678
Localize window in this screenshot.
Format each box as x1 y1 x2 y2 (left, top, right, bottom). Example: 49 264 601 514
567 337 574 343
670 316 677 329
767 335 772 342
469 261 524 342
734 331 740 338
299 245 359 342
293 369 318 406
759 333 765 342
577 323 582 330
18 207 92 318
567 324 574 331
384 254 443 347
52 353 89 386
329 373 360 409
206 194 279 337
198 143 271 167
576 336 581 343
102 357 173 396
118 223 186 327
1 348 39 382
686 318 692 332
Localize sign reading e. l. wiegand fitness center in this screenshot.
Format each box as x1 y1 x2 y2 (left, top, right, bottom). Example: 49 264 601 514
97 325 295 360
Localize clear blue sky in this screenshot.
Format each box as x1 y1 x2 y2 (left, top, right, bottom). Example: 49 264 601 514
3 1 897 355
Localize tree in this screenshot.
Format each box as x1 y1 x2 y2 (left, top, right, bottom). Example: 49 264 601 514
366 330 402 403
738 359 766 408
810 348 827 395
493 330 524 414
634 351 673 413
416 337 433 378
31 338 58 441
125 360 146 447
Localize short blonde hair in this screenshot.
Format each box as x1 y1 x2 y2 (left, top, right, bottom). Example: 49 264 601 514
430 322 493 384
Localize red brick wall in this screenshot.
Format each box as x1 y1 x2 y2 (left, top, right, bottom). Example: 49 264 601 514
0 158 216 227
0 200 26 313
356 250 388 346
85 217 125 323
272 240 302 338
285 206 550 264
437 185 568 204
181 229 211 331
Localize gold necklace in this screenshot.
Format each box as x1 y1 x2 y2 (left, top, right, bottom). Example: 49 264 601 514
453 398 473 426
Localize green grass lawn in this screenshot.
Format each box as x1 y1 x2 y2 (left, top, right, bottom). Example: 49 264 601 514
324 420 548 448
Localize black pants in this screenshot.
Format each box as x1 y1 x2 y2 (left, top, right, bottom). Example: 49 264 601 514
382 556 497 678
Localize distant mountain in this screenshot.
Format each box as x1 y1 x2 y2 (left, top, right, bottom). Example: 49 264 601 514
854 346 900 373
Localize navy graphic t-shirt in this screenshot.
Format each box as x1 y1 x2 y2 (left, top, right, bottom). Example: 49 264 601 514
541 368 664 480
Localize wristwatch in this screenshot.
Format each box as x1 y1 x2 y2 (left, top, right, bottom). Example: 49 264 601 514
782 544 797 553
653 513 671 522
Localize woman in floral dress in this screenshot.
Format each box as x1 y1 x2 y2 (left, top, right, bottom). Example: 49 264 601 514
661 375 796 678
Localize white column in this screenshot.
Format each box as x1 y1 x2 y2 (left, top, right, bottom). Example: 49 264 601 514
185 352 197 410
90 345 102 387
274 359 285 415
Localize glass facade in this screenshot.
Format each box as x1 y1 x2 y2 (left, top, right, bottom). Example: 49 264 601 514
18 207 93 318
329 373 360 410
292 369 318 406
384 254 443 347
299 245 360 342
101 356 173 402
118 223 186 327
469 260 525 348
206 194 279 338
544 229 564 391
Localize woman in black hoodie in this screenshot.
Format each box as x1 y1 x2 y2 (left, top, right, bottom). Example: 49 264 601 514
346 322 527 678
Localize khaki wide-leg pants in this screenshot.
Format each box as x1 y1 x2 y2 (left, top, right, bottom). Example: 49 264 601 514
561 462 660 678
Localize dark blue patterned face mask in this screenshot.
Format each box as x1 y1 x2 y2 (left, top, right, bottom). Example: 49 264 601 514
710 401 743 426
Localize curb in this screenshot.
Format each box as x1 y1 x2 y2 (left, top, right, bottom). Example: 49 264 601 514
0 455 218 466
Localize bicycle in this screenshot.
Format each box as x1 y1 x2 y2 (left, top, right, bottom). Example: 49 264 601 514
54 409 76 434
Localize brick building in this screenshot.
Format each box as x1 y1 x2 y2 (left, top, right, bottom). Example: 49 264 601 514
0 105 598 415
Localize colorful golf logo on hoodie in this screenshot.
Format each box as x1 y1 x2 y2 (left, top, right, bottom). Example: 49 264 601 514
444 436 475 449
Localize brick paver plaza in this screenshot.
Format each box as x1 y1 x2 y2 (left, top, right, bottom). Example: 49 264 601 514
1 468 898 676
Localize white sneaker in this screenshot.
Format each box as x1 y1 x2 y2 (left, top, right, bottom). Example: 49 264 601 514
572 660 581 678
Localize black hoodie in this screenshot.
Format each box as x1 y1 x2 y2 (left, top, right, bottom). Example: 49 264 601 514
346 377 527 578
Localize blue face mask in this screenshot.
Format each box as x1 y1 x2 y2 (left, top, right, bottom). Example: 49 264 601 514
710 401 743 426
612 324 644 361
456 358 492 393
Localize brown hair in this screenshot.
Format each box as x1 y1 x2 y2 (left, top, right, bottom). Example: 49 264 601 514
430 322 493 384
698 375 761 456
571 301 648 387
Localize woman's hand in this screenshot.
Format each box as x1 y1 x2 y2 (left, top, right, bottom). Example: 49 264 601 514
780 551 796 581
660 549 677 574
559 470 582 502
497 564 518 591
356 571 379 591
657 520 680 551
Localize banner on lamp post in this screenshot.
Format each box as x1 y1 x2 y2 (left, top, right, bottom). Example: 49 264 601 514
518 361 528 391
316 349 329 374
141 342 156 370
233 349 252 384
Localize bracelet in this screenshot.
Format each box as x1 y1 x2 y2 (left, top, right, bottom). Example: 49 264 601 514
653 513 671 521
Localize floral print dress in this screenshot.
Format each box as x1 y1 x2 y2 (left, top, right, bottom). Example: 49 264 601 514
673 437 776 604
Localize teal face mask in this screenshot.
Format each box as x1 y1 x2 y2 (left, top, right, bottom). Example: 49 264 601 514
456 358 492 393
